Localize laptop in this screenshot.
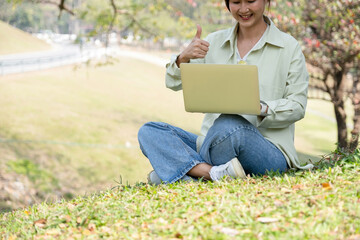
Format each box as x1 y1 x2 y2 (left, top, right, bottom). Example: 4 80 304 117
180 63 260 115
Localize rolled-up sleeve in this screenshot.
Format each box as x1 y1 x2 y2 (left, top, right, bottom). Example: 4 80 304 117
257 44 309 128
165 54 183 91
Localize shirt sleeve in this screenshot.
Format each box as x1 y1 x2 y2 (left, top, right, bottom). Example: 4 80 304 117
165 36 210 91
257 44 309 128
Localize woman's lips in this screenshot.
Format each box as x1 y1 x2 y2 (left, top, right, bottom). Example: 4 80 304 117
240 14 252 20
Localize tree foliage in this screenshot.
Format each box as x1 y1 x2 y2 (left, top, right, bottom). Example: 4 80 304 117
272 0 360 150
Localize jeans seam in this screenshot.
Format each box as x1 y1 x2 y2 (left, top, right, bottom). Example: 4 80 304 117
210 125 261 148
164 124 197 157
167 159 201 183
162 124 204 183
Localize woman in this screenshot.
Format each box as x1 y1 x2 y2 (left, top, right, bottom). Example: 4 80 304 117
138 0 313 184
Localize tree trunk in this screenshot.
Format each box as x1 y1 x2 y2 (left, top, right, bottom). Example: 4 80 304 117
350 105 360 151
334 100 348 149
332 71 348 150
350 64 360 151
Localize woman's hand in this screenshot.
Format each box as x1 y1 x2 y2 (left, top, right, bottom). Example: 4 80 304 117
176 24 210 67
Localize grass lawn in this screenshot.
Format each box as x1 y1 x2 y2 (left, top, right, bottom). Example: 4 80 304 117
0 55 338 212
0 57 204 209
1 53 358 239
1 151 359 239
0 21 50 55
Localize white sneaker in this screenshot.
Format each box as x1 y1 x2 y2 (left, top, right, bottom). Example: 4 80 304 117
147 170 162 185
209 158 246 181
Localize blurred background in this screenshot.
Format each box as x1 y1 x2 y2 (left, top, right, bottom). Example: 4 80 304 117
0 0 359 212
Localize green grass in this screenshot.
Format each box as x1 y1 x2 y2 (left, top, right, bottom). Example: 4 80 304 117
1 150 359 239
0 50 356 238
0 55 338 211
0 57 204 210
0 21 50 55
296 99 337 159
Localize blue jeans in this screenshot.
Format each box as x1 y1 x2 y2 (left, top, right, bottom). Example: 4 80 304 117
138 114 287 183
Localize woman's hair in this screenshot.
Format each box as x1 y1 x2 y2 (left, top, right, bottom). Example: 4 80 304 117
224 0 271 11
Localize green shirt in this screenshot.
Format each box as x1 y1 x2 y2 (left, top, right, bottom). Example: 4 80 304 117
165 16 313 169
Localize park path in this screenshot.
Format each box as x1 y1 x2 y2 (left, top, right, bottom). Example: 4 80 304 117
0 44 169 75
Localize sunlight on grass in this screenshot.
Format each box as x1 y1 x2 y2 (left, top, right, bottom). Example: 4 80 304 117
1 153 360 239
0 57 338 207
0 21 50 55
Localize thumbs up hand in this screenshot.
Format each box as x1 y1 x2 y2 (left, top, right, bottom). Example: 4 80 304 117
176 24 210 67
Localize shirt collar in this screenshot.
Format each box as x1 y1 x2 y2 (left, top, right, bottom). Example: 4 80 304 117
220 16 285 50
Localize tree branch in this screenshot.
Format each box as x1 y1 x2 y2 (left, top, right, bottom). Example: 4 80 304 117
34 0 74 16
104 0 118 47
116 9 157 37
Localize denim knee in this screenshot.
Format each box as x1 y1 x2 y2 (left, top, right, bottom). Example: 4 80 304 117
211 114 255 134
138 122 158 146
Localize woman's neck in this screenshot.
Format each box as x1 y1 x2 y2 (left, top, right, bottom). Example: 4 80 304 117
237 19 268 42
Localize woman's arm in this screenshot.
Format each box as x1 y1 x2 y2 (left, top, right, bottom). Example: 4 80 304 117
165 25 210 91
257 44 309 128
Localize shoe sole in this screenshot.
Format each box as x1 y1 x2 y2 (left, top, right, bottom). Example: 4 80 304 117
147 170 162 185
230 158 246 179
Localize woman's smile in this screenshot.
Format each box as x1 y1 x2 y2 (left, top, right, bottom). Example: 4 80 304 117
239 13 253 21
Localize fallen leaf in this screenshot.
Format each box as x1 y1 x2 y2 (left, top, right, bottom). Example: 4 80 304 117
175 232 183 239
67 203 76 210
34 218 47 228
256 217 279 223
307 199 317 207
45 229 60 236
61 215 71 223
212 225 240 236
100 226 111 233
248 178 256 184
59 223 67 229
280 188 292 193
290 218 306 224
274 200 284 207
141 222 149 229
82 229 92 236
321 182 333 190
292 184 305 190
88 223 96 232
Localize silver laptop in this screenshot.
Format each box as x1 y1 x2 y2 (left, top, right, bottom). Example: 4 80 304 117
180 63 260 115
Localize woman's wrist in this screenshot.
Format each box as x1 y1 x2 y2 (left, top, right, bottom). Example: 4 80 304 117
176 54 190 67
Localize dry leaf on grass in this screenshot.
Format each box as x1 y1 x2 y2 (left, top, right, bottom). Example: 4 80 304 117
212 225 240 236
88 223 96 232
292 184 305 190
33 218 47 228
175 232 183 239
274 200 285 207
280 188 292 193
321 182 333 190
256 217 279 223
